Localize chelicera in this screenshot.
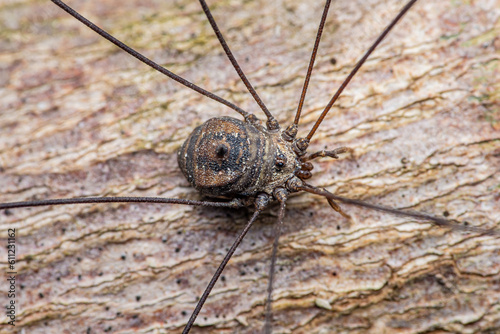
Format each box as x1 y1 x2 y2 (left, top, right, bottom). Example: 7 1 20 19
2 0 499 333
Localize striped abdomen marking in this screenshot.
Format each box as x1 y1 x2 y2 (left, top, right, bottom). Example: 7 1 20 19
178 117 266 197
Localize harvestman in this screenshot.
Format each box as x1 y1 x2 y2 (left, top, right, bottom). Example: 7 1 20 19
1 0 499 333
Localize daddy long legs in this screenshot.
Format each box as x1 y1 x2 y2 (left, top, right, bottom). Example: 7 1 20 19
1 0 499 333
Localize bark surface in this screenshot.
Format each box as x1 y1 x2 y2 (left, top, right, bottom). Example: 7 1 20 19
0 0 499 333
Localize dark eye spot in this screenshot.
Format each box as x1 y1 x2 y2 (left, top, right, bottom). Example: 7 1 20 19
275 154 287 169
215 144 228 158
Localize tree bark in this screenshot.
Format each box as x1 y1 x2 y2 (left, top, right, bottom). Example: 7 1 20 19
0 0 499 333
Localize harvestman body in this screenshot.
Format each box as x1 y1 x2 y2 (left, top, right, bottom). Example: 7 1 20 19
1 0 499 333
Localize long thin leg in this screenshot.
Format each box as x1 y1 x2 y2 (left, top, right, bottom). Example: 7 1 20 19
305 0 418 142
326 197 352 220
303 146 353 161
182 193 270 334
299 183 500 236
50 0 252 121
264 189 288 334
199 0 278 130
289 0 332 133
0 197 246 210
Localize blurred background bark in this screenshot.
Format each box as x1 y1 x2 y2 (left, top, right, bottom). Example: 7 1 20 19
0 0 499 333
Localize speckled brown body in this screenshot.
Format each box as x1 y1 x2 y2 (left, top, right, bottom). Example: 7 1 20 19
178 117 299 198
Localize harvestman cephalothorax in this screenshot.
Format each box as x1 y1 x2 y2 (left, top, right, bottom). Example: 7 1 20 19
0 0 495 329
